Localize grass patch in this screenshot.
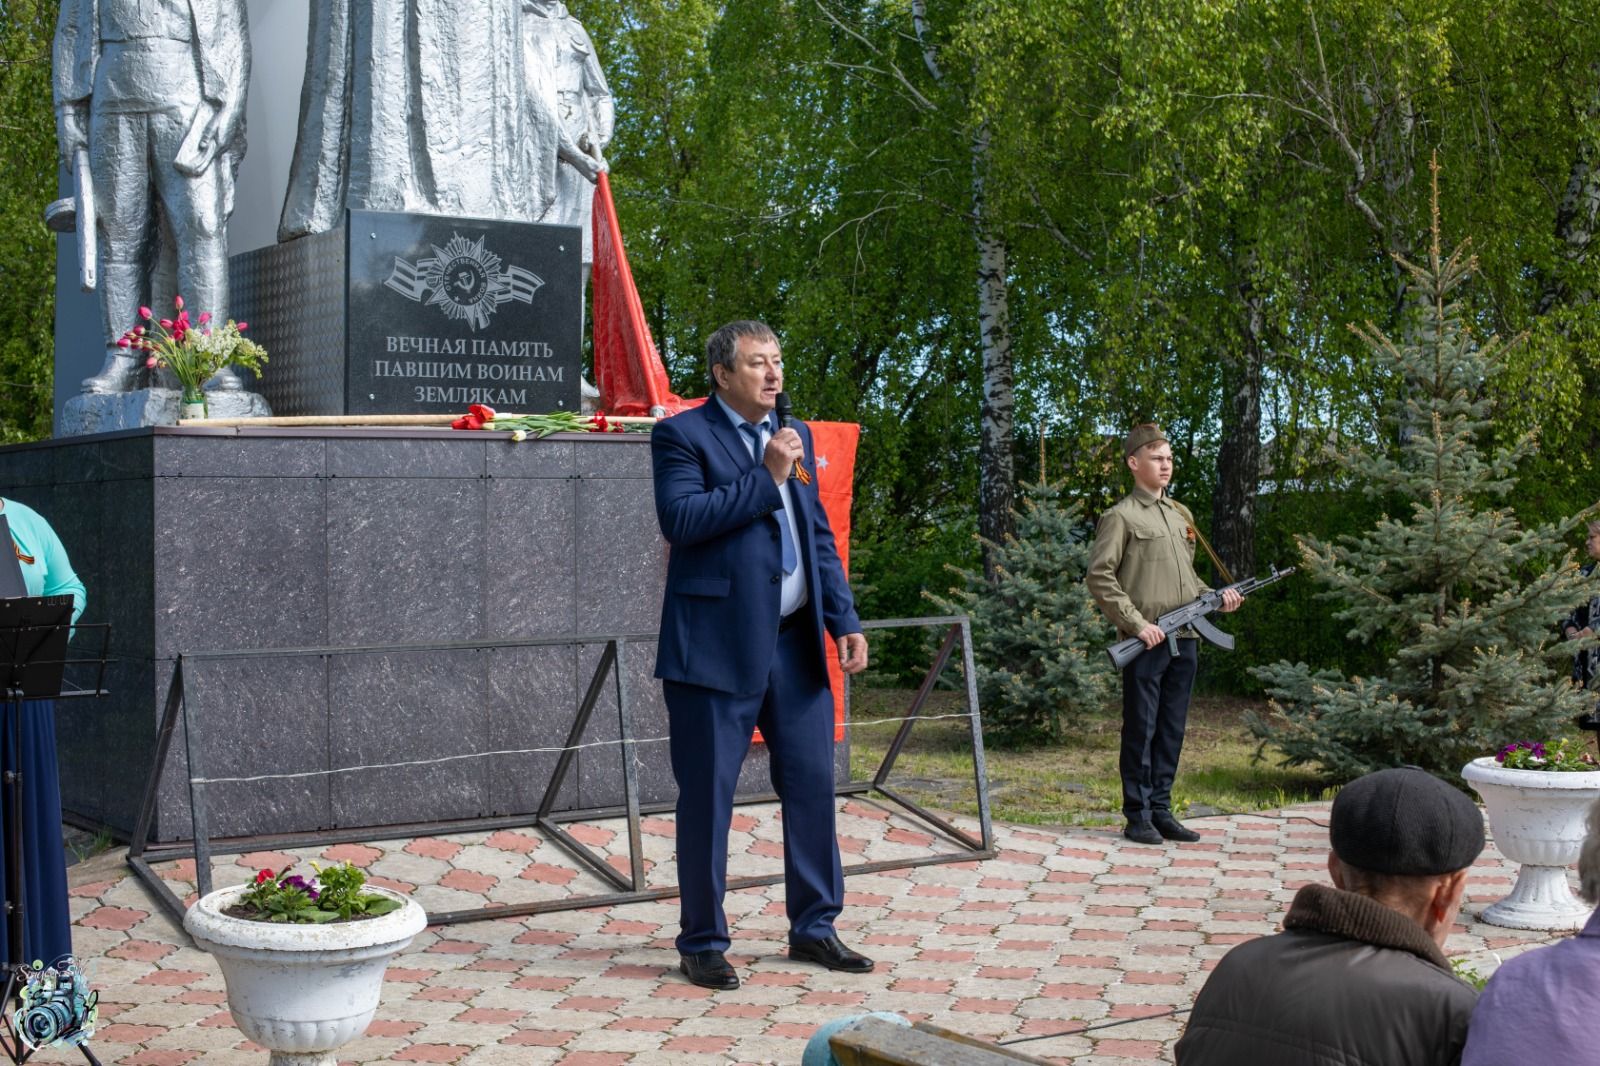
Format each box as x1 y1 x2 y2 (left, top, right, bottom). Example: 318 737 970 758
64 825 116 866
847 687 1333 827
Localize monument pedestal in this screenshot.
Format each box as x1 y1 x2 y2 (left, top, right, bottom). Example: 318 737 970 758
60 388 272 436
0 427 838 843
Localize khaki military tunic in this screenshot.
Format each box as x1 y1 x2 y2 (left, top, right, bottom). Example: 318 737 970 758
1086 487 1209 637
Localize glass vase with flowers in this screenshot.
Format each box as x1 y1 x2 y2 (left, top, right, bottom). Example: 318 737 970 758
118 295 266 419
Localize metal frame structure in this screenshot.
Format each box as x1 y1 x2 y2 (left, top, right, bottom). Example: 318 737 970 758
127 617 991 931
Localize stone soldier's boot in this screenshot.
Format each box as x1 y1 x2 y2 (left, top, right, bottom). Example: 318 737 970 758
205 366 247 391
84 258 148 393
81 350 146 393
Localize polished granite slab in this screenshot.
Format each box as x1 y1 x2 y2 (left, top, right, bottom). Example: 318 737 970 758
0 427 842 841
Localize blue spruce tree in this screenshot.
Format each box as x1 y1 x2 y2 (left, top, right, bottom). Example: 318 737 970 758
1251 161 1595 780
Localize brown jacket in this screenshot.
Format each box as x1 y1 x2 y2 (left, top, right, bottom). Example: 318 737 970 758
1085 487 1206 637
1175 883 1477 1066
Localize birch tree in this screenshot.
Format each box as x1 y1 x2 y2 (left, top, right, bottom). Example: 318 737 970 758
802 0 1018 575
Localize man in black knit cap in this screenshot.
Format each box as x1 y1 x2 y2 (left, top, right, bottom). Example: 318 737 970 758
1175 767 1484 1066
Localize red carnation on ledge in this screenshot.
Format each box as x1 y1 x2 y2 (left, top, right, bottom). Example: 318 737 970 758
448 407 644 440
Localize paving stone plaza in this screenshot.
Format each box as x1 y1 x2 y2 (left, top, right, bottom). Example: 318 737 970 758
61 797 1563 1065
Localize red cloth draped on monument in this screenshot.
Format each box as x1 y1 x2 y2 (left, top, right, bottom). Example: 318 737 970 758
591 173 860 738
590 172 699 416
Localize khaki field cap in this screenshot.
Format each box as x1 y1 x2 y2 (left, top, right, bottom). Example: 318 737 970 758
1124 423 1168 457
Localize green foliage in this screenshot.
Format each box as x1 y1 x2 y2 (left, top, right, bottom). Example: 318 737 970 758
851 513 980 681
1250 176 1595 782
311 861 401 921
927 482 1115 746
1450 958 1489 992
0 0 56 441
238 868 333 924
1196 485 1394 697
1496 738 1599 772
235 863 401 924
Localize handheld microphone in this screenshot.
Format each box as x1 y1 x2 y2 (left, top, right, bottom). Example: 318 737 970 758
771 392 810 483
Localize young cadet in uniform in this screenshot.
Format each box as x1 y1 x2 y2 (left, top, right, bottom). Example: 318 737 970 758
1086 424 1239 845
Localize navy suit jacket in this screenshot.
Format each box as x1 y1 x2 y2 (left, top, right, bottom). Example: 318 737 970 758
652 400 861 696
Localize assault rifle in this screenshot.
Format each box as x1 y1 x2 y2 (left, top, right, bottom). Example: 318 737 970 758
1105 565 1296 670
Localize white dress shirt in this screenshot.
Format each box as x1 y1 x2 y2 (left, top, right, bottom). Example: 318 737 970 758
714 394 809 618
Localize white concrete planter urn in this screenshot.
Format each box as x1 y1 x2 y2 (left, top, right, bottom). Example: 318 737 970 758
1461 756 1600 931
183 883 427 1065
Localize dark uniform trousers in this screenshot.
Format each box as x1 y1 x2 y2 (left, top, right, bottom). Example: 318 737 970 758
1120 637 1198 820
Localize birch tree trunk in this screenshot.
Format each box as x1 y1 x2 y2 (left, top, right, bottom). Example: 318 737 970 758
1538 74 1600 315
971 124 1015 573
911 0 1015 575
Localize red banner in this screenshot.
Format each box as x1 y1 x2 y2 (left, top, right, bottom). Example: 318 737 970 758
812 422 861 742
590 173 699 417
589 175 859 741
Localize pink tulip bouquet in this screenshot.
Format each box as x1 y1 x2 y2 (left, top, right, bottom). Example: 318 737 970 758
119 295 267 412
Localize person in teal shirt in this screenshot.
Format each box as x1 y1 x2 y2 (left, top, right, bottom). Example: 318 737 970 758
1 497 86 966
4 498 85 621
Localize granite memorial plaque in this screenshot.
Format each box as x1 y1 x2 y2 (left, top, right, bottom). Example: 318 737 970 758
230 209 583 416
350 211 582 414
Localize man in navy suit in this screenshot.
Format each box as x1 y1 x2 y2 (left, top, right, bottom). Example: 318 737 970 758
653 320 871 990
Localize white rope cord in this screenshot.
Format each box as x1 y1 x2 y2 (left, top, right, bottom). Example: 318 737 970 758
189 735 669 785
188 710 977 786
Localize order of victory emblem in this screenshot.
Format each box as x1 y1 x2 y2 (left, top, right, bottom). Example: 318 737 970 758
385 234 544 331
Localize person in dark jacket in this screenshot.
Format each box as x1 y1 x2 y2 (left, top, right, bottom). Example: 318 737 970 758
1175 767 1484 1066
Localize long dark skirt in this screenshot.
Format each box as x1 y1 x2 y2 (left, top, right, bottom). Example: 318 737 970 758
0 699 72 966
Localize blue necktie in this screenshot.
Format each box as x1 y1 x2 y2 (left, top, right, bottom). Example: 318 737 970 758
742 422 797 575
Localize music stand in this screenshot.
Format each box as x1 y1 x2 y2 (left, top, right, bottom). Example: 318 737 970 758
0 599 109 1066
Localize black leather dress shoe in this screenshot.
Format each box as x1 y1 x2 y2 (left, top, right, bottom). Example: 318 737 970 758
1123 820 1163 845
679 950 739 990
1151 811 1201 842
789 935 874 973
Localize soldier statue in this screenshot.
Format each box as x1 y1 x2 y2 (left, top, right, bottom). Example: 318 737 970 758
522 0 614 270
53 0 250 394
279 0 560 240
281 0 613 271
